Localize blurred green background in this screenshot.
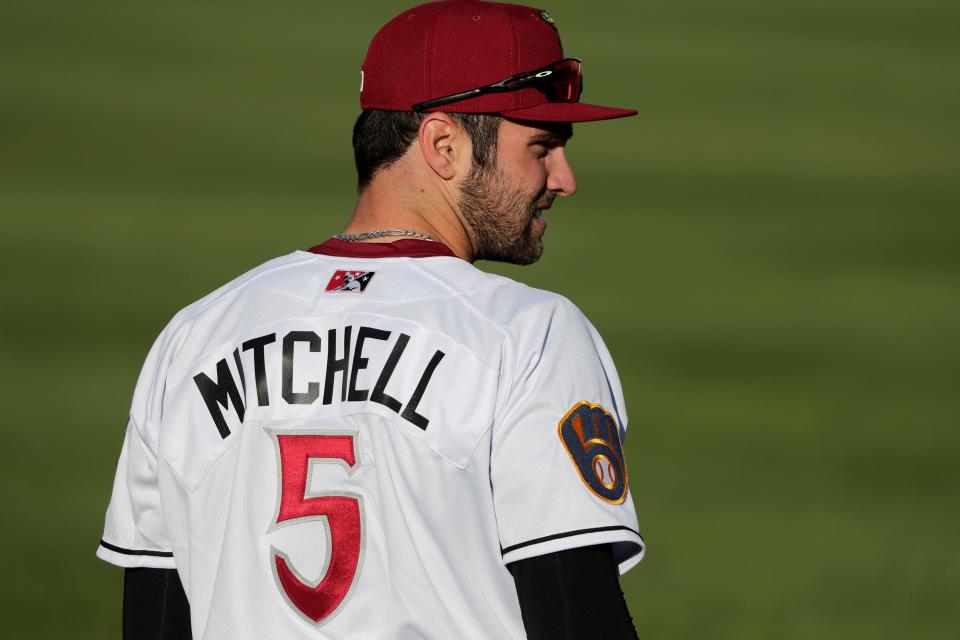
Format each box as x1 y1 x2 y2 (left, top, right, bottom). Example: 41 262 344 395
2 0 958 637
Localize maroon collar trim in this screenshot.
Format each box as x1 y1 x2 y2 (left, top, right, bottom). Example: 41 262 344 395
307 238 458 259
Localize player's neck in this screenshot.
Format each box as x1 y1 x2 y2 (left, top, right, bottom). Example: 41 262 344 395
346 173 477 262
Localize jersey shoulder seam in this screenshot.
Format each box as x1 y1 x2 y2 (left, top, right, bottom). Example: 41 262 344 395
169 252 317 330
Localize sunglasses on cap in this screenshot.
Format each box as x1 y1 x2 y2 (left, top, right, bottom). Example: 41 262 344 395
412 57 583 112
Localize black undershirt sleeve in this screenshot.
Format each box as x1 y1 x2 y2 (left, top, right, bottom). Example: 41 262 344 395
123 568 192 640
122 548 634 639
507 544 639 640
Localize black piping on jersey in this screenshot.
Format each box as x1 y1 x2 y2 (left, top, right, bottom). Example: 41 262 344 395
100 538 174 558
500 525 643 556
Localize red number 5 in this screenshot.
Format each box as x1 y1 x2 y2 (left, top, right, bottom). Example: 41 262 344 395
271 433 363 624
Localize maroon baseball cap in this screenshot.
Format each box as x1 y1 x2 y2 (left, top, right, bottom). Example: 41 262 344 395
360 1 637 122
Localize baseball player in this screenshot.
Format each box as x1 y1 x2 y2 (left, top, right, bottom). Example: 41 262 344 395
99 2 645 638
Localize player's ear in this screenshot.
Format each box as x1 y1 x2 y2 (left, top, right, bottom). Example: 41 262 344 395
418 113 471 181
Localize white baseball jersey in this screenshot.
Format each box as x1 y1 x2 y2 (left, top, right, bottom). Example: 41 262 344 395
98 238 644 639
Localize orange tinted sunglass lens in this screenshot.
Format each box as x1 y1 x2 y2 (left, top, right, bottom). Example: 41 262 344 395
551 59 582 102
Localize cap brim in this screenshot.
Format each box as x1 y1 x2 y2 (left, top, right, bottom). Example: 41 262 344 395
499 101 637 123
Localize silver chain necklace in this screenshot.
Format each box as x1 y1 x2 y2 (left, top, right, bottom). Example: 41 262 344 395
332 229 438 242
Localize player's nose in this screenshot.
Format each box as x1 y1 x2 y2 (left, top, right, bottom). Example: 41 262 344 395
546 148 577 197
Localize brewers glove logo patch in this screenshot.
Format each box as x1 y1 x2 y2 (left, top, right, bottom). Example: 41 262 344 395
558 402 628 504
326 270 375 293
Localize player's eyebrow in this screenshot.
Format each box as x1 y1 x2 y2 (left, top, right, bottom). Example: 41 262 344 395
528 130 573 147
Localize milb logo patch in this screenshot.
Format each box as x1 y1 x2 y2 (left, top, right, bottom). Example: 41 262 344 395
326 270 375 293
558 401 628 504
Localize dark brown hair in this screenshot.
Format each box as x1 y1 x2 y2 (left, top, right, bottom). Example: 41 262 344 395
352 110 501 191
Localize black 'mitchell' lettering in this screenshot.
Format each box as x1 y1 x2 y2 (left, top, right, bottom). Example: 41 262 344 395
232 348 246 395
323 326 352 405
349 326 391 402
193 358 246 438
401 349 445 430
282 331 321 405
242 333 276 407
370 332 409 413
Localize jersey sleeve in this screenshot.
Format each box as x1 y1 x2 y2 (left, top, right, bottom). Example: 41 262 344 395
491 297 644 575
97 417 176 569
97 324 180 570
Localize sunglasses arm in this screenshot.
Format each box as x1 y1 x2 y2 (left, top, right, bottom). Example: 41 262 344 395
413 88 485 111
411 58 580 111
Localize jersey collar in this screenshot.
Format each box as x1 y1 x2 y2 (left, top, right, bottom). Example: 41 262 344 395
307 238 458 259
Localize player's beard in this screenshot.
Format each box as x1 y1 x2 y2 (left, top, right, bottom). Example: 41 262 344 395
458 162 553 265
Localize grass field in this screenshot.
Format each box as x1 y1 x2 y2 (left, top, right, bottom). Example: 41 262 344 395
1 0 958 637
